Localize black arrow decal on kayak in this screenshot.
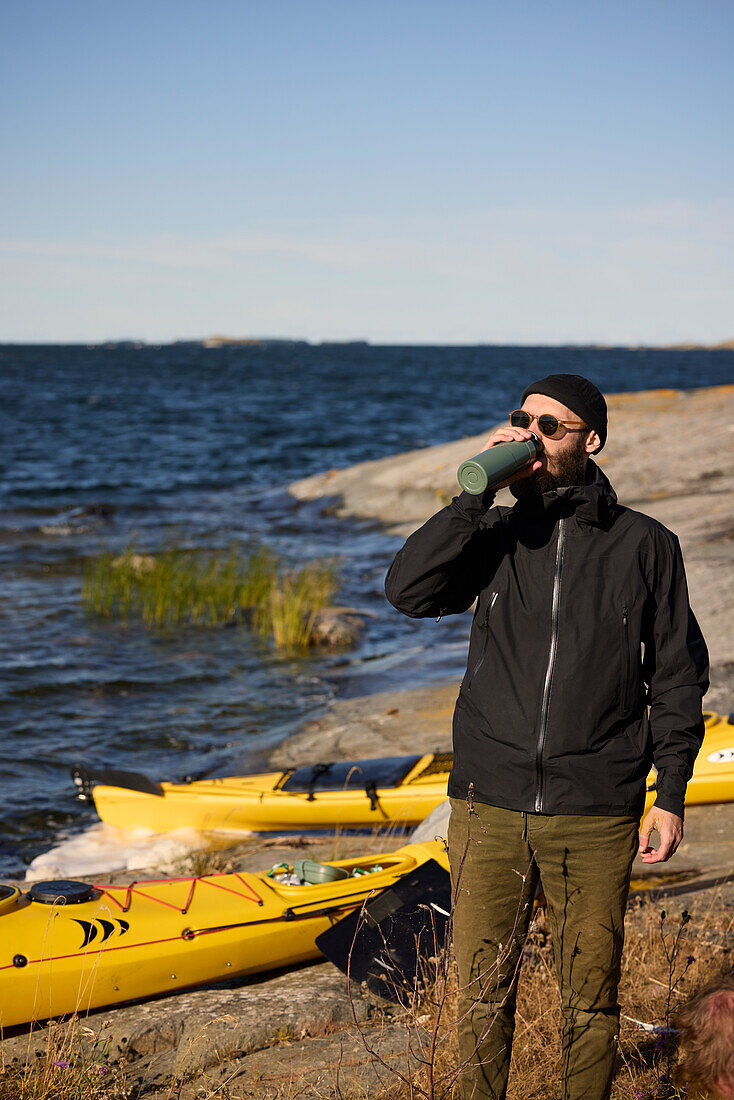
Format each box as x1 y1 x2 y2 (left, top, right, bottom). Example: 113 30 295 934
73 918 130 949
97 919 115 942
73 920 98 947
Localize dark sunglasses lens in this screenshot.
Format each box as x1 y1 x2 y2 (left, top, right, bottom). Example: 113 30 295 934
538 415 560 437
510 411 532 429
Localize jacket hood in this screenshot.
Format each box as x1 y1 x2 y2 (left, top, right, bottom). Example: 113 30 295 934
514 460 618 529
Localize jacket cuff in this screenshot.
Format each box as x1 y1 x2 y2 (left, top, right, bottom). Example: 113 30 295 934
652 769 686 820
450 489 497 522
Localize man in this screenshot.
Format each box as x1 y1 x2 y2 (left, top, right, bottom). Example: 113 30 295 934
385 374 709 1100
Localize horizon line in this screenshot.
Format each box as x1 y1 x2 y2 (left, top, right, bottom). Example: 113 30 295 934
2 337 734 351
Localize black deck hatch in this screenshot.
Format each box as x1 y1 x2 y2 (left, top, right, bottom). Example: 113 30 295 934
280 755 422 795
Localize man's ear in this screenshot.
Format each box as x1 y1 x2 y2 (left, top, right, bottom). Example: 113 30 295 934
585 430 602 455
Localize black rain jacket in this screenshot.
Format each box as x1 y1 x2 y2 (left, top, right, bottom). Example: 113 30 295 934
385 462 709 820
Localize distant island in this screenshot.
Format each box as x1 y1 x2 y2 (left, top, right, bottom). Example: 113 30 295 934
663 339 734 350
187 337 734 350
172 336 370 348
76 336 732 351
182 336 308 348
199 336 266 348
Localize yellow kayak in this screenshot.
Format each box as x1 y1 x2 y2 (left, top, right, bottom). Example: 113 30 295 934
0 840 448 1028
72 752 454 834
73 712 733 835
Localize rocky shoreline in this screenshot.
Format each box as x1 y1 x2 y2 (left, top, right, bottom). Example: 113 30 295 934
3 384 734 1097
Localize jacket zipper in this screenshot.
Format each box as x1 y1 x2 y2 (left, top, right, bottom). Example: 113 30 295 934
468 592 498 690
534 518 566 813
622 605 631 713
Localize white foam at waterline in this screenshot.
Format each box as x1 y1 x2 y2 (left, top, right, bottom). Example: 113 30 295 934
24 822 217 881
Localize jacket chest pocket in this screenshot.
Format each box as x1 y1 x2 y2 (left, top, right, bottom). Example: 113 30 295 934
468 592 498 690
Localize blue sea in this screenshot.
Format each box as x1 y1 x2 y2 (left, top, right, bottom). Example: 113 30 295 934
1 342 732 876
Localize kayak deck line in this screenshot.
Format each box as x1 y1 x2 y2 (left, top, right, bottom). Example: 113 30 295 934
94 870 265 914
93 872 387 925
185 888 388 937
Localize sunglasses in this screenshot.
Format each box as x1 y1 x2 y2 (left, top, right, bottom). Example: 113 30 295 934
509 410 588 439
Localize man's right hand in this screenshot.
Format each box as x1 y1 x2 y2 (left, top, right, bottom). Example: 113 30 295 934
479 426 544 489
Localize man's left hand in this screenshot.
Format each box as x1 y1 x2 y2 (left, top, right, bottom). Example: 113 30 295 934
638 806 683 864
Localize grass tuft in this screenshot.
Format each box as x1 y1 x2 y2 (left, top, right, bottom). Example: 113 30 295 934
0 1018 125 1100
82 544 339 652
266 561 339 650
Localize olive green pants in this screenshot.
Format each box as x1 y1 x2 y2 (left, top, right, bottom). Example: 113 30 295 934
447 798 639 1100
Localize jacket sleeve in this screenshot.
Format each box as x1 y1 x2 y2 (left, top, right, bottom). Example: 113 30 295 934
646 527 709 819
385 488 503 619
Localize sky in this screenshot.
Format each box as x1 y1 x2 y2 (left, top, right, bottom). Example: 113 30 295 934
1 0 732 345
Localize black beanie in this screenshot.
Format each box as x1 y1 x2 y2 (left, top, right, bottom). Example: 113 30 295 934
520 373 607 452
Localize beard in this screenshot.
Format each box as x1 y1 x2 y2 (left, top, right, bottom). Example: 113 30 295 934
511 436 589 499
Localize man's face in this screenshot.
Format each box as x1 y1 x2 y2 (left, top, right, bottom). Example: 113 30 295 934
519 393 593 492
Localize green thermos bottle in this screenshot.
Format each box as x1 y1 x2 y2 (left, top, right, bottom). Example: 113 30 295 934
457 432 541 495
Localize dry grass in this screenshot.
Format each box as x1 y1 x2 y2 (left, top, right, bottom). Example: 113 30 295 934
82 544 339 652
0 1019 128 1100
369 892 734 1100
